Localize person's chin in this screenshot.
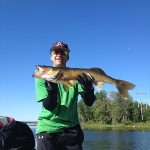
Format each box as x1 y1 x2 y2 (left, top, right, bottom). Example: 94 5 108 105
56 60 63 63
56 61 63 65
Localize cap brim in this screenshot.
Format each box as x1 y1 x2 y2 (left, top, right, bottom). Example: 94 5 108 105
50 47 70 52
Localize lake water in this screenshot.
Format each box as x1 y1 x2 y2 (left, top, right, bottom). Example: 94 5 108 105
30 126 150 150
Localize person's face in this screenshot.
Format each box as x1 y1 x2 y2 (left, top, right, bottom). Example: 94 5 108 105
50 49 69 67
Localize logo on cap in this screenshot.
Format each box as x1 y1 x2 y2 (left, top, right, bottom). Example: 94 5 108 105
55 42 63 47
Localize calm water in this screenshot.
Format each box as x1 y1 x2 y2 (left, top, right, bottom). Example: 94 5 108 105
30 126 150 150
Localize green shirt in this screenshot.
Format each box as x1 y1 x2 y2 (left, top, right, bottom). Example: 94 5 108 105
35 78 83 134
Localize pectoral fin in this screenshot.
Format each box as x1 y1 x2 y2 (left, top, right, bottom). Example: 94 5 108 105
63 84 69 92
68 80 75 86
63 80 75 92
93 81 104 90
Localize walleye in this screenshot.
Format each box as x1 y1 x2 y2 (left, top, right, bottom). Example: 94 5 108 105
32 65 135 99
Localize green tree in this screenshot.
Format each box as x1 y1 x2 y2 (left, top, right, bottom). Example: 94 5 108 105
78 99 94 122
132 101 141 122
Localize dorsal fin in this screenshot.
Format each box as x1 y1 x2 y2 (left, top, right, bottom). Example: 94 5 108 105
91 68 106 75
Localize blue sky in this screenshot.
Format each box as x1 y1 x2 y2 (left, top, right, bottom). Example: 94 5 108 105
0 0 149 121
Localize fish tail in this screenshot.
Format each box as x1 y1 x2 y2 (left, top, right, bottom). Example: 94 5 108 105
116 80 135 99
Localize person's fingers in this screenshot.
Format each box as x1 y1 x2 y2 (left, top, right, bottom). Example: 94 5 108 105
77 75 84 85
82 73 88 82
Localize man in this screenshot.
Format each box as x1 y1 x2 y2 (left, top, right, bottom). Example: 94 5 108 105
35 41 95 150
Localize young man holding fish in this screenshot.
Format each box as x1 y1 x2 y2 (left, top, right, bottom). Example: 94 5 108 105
35 41 96 150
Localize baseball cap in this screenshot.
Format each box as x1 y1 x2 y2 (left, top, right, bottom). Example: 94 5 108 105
50 41 70 52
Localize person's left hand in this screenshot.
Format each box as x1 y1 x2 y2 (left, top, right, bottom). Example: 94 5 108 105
45 81 58 95
77 73 94 91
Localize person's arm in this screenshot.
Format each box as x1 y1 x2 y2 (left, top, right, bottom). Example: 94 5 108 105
42 81 58 111
77 73 96 106
80 88 95 106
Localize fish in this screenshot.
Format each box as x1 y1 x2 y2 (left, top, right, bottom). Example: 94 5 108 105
32 65 135 99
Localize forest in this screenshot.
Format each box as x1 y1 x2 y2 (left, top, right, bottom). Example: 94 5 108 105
77 91 150 125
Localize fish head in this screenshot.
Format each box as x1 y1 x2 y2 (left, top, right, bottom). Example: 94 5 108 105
32 65 62 82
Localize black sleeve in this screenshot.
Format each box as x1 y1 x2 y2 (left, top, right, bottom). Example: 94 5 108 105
42 93 57 111
80 88 96 106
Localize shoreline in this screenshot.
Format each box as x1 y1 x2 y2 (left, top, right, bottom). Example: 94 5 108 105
80 122 150 130
27 121 150 130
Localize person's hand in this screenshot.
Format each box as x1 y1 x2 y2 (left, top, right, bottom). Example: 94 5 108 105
45 81 58 95
77 73 94 91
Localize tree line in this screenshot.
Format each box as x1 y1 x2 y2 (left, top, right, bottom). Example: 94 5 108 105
77 90 150 125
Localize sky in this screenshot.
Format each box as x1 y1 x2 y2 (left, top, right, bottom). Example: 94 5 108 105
0 0 149 121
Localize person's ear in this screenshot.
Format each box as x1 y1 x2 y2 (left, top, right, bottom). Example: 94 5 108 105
50 55 52 61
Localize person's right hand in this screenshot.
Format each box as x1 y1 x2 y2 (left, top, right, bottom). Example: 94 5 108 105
45 81 58 95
